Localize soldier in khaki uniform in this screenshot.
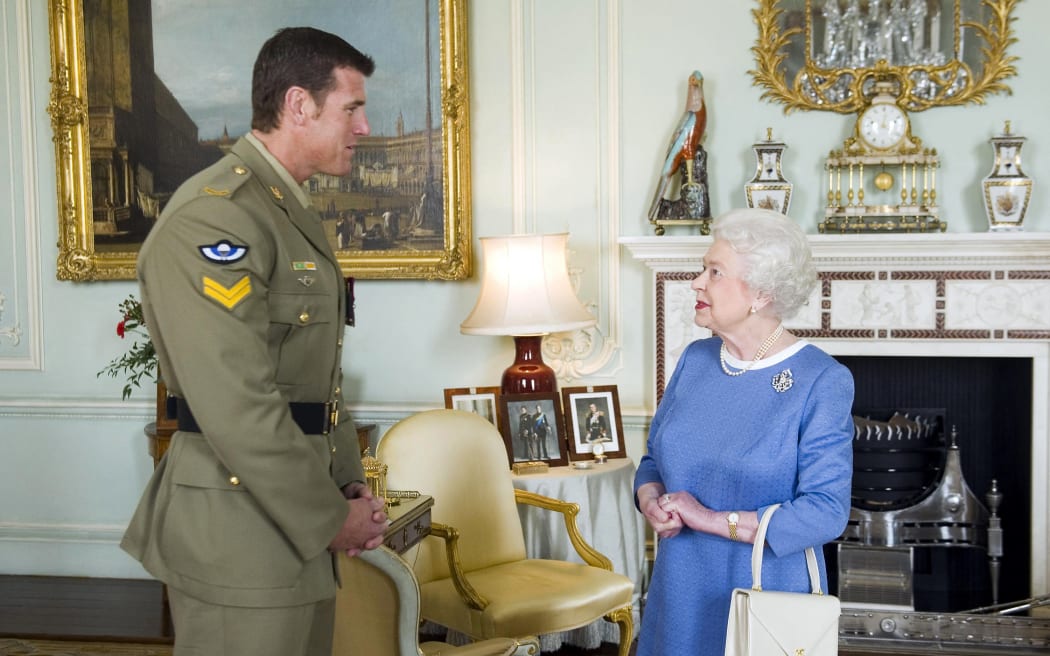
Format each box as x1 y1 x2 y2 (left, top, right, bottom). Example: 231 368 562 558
121 28 388 656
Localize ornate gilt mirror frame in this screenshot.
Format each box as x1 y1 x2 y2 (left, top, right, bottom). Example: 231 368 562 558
47 0 471 281
749 0 1020 113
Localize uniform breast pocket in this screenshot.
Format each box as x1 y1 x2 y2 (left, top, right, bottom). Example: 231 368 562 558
267 291 336 387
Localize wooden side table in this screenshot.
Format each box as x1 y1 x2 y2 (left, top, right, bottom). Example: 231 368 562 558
355 422 376 456
382 494 434 554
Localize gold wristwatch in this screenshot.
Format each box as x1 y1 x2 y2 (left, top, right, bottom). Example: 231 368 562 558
726 511 740 541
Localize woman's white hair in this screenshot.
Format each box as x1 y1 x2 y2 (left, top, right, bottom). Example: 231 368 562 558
710 208 816 318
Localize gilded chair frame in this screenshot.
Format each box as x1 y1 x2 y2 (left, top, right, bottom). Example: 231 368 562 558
377 409 635 656
335 547 541 656
427 489 634 656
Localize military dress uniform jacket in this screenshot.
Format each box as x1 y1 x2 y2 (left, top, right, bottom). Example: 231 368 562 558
120 137 364 608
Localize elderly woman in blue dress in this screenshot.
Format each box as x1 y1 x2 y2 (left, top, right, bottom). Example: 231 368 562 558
633 208 854 656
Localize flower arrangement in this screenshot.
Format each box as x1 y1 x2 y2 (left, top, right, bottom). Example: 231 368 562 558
97 294 157 400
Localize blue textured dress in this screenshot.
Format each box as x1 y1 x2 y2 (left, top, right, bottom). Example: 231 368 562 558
634 337 854 656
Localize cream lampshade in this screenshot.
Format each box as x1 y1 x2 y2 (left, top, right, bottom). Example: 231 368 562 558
461 233 595 394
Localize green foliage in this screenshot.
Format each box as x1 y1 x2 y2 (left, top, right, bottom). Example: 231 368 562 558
97 295 157 400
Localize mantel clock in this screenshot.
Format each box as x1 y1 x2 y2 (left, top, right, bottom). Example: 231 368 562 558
821 81 944 234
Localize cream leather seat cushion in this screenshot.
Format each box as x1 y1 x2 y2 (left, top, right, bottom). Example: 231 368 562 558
420 558 634 639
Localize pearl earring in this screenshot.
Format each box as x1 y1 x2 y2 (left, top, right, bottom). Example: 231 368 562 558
749 306 757 314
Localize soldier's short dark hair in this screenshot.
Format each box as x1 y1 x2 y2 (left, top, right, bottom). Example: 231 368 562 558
251 27 375 132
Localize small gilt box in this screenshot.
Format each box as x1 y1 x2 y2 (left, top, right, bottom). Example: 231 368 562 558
512 461 550 475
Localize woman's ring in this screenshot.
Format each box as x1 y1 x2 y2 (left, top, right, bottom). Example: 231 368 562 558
663 494 671 503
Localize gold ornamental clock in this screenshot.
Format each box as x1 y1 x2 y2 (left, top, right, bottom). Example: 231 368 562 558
858 101 909 151
820 81 944 233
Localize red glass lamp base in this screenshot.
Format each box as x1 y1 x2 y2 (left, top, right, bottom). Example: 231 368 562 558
501 335 557 394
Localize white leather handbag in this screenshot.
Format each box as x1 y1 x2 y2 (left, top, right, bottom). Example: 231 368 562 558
724 504 840 656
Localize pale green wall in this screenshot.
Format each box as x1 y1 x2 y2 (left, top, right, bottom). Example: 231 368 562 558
2 0 1048 578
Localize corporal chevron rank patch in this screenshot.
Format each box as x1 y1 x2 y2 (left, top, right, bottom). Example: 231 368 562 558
199 240 248 264
203 275 252 310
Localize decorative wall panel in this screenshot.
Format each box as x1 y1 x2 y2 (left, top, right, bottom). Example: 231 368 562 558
510 0 624 381
0 0 41 370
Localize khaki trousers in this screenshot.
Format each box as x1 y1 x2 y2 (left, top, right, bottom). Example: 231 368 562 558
168 588 335 656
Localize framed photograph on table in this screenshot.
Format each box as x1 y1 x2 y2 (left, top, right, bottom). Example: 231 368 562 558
561 385 626 461
497 393 568 468
443 386 501 428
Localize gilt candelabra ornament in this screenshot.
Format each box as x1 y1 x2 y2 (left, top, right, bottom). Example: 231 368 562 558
982 121 1032 232
361 449 389 507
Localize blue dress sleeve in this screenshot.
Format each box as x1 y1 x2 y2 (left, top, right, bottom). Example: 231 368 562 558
764 360 855 557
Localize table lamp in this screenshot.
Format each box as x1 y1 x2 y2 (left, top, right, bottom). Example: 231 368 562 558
461 233 596 394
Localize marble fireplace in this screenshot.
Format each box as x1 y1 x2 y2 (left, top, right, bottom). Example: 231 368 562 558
622 232 1050 604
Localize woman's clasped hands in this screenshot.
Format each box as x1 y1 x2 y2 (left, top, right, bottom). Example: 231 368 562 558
641 486 710 540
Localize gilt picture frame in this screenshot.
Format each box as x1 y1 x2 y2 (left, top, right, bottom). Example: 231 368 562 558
561 385 626 461
47 0 471 281
443 386 501 429
497 393 568 469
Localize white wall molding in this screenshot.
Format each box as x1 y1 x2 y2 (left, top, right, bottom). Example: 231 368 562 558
0 522 148 578
0 399 442 428
509 0 531 234
511 0 624 383
0 521 127 545
0 0 42 371
578 0 625 381
0 397 152 420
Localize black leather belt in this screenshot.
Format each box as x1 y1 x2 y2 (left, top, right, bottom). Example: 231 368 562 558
174 397 337 435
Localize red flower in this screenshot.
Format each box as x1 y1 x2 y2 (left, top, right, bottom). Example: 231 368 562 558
116 321 126 338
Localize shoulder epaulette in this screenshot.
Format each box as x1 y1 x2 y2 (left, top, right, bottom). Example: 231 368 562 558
199 163 253 198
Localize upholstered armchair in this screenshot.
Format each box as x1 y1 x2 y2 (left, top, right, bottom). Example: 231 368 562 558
333 546 539 656
376 409 635 656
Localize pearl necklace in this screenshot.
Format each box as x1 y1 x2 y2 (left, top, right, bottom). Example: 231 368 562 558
719 323 785 377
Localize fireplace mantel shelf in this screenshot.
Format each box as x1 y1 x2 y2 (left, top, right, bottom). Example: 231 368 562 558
622 230 1050 344
621 232 1050 270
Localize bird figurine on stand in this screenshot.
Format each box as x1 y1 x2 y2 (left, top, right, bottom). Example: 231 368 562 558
648 70 711 235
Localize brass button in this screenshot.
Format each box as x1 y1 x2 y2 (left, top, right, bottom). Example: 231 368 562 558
334 387 341 395
299 311 310 323
331 446 337 453
337 338 343 347
229 476 240 486
233 166 247 175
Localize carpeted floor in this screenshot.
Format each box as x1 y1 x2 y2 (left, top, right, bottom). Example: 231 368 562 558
0 638 622 655
0 574 626 656
0 638 172 655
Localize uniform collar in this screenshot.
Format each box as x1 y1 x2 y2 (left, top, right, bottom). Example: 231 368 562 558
230 136 339 273
243 132 312 210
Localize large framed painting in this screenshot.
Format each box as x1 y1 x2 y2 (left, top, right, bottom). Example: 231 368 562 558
47 0 471 281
